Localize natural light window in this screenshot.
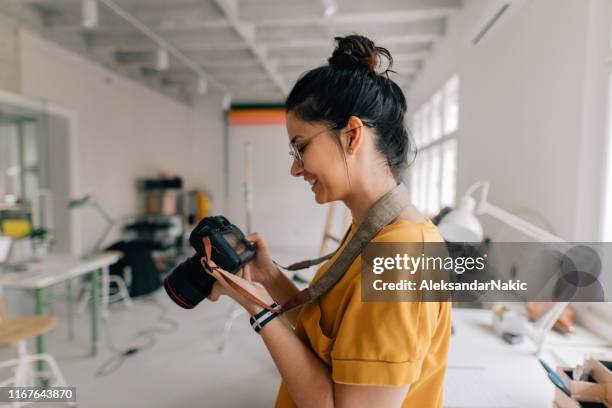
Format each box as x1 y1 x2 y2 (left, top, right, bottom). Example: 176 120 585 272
409 75 460 216
417 151 428 211
420 102 431 147
431 92 442 141
427 146 441 214
412 111 422 147
444 75 459 135
441 139 458 208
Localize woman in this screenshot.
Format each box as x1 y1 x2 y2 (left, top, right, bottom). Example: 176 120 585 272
208 34 452 408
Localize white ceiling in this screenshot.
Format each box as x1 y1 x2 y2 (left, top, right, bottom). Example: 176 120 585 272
0 0 463 104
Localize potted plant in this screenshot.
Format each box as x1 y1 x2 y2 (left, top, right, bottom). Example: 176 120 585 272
30 228 54 257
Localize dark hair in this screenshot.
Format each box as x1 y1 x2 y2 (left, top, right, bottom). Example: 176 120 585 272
285 34 415 180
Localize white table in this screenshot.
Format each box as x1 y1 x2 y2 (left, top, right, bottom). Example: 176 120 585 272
0 252 121 357
446 308 612 407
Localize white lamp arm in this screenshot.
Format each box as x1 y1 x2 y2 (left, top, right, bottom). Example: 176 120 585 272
467 181 565 242
462 181 570 355
479 202 566 243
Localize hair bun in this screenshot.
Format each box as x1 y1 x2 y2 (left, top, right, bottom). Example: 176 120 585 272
328 35 394 75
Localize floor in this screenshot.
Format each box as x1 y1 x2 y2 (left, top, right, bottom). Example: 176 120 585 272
0 287 282 408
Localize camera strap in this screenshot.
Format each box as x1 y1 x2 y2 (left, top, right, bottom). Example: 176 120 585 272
200 183 410 315
200 236 283 313
280 182 411 313
273 227 352 272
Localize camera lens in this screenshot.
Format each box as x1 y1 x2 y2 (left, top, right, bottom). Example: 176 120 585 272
164 256 216 309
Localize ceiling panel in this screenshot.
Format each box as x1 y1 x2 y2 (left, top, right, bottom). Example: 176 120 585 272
0 0 464 104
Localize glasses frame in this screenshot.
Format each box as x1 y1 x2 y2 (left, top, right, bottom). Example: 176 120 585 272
288 124 369 168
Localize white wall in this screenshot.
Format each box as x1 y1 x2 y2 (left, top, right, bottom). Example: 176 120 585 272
191 94 227 215
575 0 612 241
407 0 611 241
17 29 224 254
0 12 20 93
228 124 329 261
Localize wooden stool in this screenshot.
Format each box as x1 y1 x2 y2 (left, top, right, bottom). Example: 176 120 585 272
0 315 69 407
0 316 57 346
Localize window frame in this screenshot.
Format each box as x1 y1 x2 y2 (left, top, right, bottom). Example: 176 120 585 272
409 75 460 216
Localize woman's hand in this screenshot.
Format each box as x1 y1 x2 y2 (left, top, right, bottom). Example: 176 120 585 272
245 232 279 285
207 262 275 315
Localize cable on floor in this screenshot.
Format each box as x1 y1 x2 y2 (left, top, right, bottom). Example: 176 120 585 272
95 294 179 377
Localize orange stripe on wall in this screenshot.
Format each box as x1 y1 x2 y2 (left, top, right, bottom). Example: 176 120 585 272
228 109 286 126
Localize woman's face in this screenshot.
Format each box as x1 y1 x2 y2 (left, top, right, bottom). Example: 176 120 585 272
286 112 350 204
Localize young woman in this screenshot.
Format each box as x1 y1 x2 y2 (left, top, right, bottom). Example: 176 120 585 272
208 34 452 408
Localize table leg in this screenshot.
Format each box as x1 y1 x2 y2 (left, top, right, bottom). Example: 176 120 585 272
90 268 100 356
34 288 48 372
101 265 110 319
66 280 75 341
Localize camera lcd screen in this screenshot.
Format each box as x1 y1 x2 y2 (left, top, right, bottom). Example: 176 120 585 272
223 232 246 254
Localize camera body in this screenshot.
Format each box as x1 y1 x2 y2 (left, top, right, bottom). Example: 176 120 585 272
164 216 256 309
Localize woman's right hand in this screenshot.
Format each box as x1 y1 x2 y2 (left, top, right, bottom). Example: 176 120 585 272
245 232 278 285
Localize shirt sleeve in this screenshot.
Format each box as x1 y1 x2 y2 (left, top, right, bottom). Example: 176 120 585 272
330 278 439 386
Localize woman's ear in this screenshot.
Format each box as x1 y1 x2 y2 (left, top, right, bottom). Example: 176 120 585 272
346 116 364 154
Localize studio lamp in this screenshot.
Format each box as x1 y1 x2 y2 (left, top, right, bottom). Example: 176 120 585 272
438 180 569 354
68 194 115 258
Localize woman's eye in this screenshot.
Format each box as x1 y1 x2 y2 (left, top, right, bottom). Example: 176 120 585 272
297 143 307 153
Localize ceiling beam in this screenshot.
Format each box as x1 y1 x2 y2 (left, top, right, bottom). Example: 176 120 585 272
273 51 428 70
239 0 461 22
213 0 288 95
50 20 232 33
69 7 458 33
94 0 229 93
262 34 439 51
255 8 459 28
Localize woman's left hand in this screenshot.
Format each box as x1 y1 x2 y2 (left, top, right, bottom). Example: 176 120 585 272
207 262 275 315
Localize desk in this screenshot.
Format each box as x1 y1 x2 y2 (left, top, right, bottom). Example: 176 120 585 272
0 252 121 357
446 308 612 407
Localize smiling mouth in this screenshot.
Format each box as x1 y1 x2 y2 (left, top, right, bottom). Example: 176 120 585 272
306 178 317 188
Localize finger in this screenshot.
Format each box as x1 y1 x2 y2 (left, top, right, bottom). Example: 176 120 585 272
208 281 222 301
246 232 260 242
210 269 246 301
246 232 265 249
243 263 253 282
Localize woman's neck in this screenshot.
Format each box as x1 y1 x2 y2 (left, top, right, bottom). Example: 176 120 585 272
343 177 398 226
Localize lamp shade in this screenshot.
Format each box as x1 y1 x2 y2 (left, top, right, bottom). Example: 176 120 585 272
438 196 484 242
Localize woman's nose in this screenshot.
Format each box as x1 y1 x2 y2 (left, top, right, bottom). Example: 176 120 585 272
290 160 303 177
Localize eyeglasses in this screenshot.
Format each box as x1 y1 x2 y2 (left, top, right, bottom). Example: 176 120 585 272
288 125 364 168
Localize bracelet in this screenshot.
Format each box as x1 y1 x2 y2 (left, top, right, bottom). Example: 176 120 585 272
249 302 280 334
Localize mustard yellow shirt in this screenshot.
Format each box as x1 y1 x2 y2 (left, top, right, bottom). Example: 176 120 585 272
275 219 452 408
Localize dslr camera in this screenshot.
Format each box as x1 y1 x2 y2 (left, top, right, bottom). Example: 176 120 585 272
164 216 256 309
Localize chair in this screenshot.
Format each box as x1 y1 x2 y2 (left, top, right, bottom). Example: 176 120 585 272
76 266 132 319
0 302 69 407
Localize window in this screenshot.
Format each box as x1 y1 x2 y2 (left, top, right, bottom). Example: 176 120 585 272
427 146 441 214
441 139 457 208
409 75 460 216
444 76 459 135
430 92 443 141
420 102 431 146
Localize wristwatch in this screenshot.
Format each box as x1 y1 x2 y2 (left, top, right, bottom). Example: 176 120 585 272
249 302 280 333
